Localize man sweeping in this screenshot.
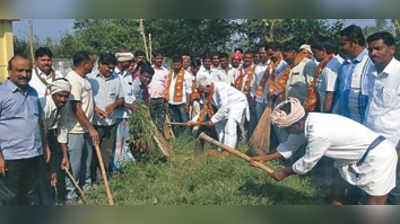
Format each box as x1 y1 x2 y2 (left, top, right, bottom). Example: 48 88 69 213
186 75 249 149
250 97 398 205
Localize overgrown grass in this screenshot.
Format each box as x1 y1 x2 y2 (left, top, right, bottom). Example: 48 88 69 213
87 134 329 205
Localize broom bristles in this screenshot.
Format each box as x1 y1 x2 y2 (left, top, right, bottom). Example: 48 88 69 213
248 102 272 156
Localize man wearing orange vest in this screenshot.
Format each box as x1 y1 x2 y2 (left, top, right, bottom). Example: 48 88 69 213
164 56 192 137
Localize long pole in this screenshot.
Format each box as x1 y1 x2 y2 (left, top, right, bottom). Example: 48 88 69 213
94 144 114 206
65 168 89 204
139 19 150 62
199 133 275 175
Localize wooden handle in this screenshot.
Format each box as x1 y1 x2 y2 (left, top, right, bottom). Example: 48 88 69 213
199 133 275 175
167 122 202 126
65 168 89 204
94 144 114 206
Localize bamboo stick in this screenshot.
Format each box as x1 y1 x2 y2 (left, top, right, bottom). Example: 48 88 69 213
93 144 114 206
139 19 150 61
167 121 203 126
199 133 275 175
65 168 89 205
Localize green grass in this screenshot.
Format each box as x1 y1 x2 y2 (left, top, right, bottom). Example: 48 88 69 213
86 134 329 205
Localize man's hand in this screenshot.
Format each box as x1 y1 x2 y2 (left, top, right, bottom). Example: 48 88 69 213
88 127 100 146
271 167 293 182
44 144 51 164
61 153 70 171
50 172 57 187
184 104 190 113
95 107 108 120
185 120 194 127
105 104 116 116
202 120 214 127
0 153 6 176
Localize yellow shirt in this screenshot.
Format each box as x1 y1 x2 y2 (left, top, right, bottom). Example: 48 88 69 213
59 70 94 135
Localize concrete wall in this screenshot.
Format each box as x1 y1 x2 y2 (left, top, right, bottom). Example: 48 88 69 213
0 20 14 83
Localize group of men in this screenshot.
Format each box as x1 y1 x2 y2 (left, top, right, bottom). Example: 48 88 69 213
0 23 399 205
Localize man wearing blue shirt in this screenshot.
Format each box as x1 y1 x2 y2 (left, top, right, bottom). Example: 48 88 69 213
0 55 50 205
334 25 373 123
88 53 124 182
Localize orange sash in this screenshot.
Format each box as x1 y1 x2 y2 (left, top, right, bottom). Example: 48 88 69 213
304 53 334 111
234 65 256 95
164 68 185 102
255 62 273 97
197 84 215 122
268 56 282 97
191 79 200 100
273 52 305 100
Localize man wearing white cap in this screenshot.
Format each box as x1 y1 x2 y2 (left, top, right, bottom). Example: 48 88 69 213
33 78 71 205
250 97 398 205
113 51 138 170
300 44 320 66
187 75 249 149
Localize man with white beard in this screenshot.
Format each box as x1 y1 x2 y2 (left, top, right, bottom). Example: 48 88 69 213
187 75 249 149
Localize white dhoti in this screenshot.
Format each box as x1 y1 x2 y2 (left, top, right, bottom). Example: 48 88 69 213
336 140 398 196
215 102 248 149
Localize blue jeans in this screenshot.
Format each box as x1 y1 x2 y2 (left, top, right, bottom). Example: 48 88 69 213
168 104 189 137
65 133 93 200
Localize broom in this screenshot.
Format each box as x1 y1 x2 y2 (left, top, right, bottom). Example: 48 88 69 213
248 97 273 156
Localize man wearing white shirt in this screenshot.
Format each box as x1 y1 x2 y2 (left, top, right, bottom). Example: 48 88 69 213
217 53 232 85
113 51 137 169
30 47 64 98
198 54 225 83
188 76 249 149
252 43 272 121
250 97 398 205
164 56 192 137
311 39 344 112
364 31 400 204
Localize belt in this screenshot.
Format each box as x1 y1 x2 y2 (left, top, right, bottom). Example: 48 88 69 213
357 135 385 166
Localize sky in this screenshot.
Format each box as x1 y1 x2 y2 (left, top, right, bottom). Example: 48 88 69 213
12 19 378 43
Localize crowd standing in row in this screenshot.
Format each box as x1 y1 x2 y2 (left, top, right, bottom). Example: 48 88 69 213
0 24 399 205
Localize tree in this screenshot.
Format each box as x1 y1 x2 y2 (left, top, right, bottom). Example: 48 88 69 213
363 19 394 37
237 19 344 50
55 19 238 58
145 19 238 57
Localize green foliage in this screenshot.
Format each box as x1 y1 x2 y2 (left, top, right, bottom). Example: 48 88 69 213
127 104 165 163
145 19 238 57
238 19 344 50
86 135 329 205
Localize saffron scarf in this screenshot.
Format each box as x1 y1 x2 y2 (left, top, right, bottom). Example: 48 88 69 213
197 84 215 122
304 53 334 111
273 52 305 100
164 68 185 102
234 65 256 94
